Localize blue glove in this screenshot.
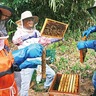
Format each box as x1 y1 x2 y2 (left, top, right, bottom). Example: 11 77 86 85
77 40 96 50
19 59 41 69
26 43 43 58
92 71 96 89
82 26 96 37
13 63 21 71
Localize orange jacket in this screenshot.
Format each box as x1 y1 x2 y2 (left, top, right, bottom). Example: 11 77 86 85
0 39 18 96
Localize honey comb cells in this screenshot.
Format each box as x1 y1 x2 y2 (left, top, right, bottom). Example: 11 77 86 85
41 18 68 39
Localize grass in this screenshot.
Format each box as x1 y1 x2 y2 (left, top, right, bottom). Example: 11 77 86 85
48 34 96 79
30 35 96 93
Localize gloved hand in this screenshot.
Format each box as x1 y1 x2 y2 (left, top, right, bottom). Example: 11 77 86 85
13 37 23 45
82 26 96 37
13 63 21 71
77 40 96 50
19 59 41 69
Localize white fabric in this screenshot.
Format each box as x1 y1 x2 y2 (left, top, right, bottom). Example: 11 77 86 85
0 20 7 36
0 39 4 50
12 27 41 49
20 65 55 96
21 11 33 20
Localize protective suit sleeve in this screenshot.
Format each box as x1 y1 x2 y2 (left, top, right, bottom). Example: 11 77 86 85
12 46 28 65
82 26 96 37
12 43 43 65
50 38 61 43
77 40 96 50
26 43 43 58
19 59 41 69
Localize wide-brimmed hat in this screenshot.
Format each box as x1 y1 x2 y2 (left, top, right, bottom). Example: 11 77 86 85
0 31 9 39
87 6 96 20
0 5 13 20
15 20 21 27
16 11 39 26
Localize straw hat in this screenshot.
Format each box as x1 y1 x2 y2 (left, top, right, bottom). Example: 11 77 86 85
16 11 39 26
15 20 21 27
0 5 13 20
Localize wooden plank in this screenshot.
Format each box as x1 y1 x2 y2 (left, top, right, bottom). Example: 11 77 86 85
42 48 46 79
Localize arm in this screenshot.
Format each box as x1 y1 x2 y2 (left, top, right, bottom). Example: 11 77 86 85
12 29 23 45
12 43 43 65
77 40 96 50
12 29 41 45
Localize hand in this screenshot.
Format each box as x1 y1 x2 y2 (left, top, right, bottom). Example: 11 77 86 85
82 26 96 37
13 37 23 45
82 30 90 37
17 37 23 44
13 63 21 71
38 36 51 46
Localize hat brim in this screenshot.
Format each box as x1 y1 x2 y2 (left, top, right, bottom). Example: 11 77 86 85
0 35 9 39
33 16 39 24
87 6 96 20
0 5 13 19
87 6 96 15
15 20 21 26
16 16 39 26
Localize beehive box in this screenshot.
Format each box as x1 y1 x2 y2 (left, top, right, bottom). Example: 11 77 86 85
48 73 80 96
41 18 68 39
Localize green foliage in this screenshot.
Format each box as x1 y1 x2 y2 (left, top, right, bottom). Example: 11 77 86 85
59 45 69 53
71 63 80 73
85 64 91 70
1 0 95 40
56 57 68 70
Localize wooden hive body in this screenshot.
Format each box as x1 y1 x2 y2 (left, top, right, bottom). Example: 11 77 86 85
48 73 80 96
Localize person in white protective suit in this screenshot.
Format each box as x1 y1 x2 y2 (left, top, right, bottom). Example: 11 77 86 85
12 11 55 96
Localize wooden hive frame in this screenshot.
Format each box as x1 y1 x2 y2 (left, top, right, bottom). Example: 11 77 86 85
41 18 69 39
